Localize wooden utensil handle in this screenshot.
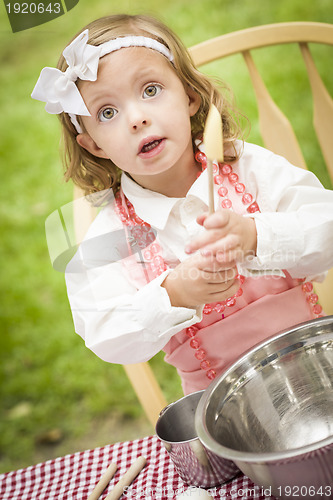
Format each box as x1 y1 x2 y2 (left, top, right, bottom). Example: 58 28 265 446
87 462 117 500
105 456 147 500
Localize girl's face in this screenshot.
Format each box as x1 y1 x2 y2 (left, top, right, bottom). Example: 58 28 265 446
76 47 201 194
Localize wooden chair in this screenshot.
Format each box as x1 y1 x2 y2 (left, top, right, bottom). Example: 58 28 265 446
74 22 333 426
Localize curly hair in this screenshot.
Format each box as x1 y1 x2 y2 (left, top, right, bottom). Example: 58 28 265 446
57 14 245 195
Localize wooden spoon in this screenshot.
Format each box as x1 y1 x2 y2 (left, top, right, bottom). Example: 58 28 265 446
203 104 224 214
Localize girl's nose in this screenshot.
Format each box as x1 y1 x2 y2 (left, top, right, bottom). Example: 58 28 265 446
128 106 151 132
132 119 147 131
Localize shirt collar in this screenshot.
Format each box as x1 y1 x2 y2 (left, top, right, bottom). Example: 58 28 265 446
121 169 211 230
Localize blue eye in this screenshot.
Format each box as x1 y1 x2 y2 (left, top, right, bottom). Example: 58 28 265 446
99 107 117 122
143 84 162 99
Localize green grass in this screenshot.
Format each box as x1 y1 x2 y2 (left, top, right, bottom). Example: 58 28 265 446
1 0 332 474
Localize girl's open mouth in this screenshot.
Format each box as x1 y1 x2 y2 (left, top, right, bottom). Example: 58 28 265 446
141 139 162 153
138 137 166 158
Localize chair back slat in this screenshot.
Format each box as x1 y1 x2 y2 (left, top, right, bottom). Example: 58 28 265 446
300 43 333 183
189 22 333 65
242 50 307 169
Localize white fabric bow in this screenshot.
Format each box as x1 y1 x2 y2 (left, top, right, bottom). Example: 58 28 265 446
32 30 174 133
31 30 100 117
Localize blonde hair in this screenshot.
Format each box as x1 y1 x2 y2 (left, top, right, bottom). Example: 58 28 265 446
57 14 245 195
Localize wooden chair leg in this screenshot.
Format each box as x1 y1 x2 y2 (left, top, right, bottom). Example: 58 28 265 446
123 363 168 428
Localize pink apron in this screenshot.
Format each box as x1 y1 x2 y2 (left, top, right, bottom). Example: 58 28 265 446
162 274 314 395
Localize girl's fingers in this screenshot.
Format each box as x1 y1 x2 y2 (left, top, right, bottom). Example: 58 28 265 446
195 246 237 271
200 234 240 257
197 210 230 228
215 249 241 265
185 230 233 254
204 268 238 284
196 212 208 226
187 211 234 254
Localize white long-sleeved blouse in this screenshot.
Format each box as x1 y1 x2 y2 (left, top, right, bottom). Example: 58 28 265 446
65 142 333 364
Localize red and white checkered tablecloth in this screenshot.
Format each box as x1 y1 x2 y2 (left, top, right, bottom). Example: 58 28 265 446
0 435 276 499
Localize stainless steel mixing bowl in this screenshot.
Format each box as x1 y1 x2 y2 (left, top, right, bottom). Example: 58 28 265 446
195 316 333 499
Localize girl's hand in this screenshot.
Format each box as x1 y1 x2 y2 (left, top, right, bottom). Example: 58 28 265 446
161 252 239 309
185 210 257 267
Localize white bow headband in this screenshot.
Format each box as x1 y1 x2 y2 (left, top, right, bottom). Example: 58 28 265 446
31 29 174 133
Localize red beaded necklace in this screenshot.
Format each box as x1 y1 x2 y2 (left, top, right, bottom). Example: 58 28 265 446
114 151 323 380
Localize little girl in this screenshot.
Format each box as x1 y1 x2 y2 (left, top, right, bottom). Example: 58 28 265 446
32 14 333 394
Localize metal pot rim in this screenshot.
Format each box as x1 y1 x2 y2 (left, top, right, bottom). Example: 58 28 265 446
156 390 205 445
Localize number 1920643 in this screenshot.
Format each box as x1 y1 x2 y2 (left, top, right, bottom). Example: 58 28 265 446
6 2 61 14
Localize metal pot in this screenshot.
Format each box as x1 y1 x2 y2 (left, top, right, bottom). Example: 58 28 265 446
195 316 333 499
156 390 239 488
